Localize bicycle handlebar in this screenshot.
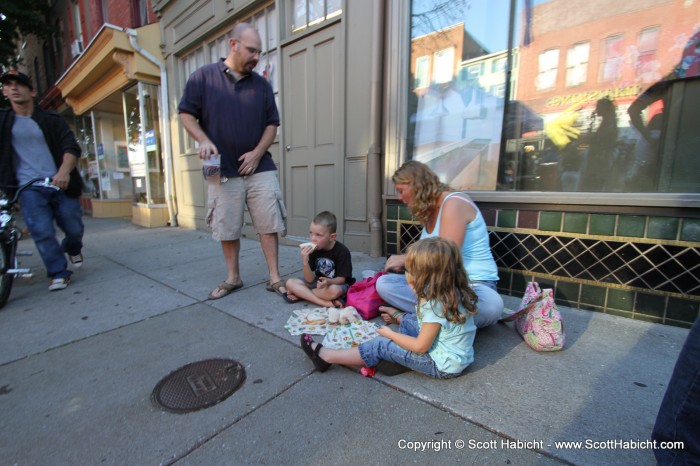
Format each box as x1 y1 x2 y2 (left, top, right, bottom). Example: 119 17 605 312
0 178 60 207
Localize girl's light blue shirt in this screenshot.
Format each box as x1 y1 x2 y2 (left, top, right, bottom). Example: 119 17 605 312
419 300 476 374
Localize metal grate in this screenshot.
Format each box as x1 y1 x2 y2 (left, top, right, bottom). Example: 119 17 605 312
398 221 422 253
490 231 700 296
152 358 245 414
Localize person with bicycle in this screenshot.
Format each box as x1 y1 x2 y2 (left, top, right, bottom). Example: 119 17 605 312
0 70 84 291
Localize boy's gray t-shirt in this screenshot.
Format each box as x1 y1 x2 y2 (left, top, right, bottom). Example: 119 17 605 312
11 115 57 184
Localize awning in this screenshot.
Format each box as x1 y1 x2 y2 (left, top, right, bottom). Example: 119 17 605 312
56 23 162 115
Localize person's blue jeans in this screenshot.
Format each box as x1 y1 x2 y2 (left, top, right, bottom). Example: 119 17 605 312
652 317 700 464
376 272 504 328
19 186 84 279
358 313 464 379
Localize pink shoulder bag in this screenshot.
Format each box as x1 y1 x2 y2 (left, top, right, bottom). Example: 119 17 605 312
500 281 566 352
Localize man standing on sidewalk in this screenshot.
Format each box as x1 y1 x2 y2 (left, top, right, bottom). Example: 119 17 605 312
0 70 84 291
178 22 287 300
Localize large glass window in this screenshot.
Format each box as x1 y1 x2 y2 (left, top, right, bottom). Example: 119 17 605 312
407 0 512 190
123 82 165 205
73 115 99 198
408 0 700 195
292 0 342 33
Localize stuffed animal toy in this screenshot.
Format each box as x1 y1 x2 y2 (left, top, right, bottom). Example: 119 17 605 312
328 306 362 325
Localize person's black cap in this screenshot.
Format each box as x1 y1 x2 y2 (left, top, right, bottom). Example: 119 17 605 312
0 70 33 90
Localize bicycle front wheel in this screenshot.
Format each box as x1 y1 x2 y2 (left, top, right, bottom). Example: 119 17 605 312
0 240 16 309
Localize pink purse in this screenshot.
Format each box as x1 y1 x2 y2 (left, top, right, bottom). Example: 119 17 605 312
346 272 386 320
500 281 565 352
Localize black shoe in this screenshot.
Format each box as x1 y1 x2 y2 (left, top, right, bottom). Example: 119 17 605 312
300 334 331 372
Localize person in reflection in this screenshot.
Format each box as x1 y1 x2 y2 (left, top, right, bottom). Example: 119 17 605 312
579 97 618 192
0 70 85 291
626 30 700 192
375 161 503 328
179 22 287 300
559 140 583 192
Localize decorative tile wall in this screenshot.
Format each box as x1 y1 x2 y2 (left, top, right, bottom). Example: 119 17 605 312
385 202 700 328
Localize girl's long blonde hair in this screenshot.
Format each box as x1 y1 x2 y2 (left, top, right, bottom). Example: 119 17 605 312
392 161 452 225
405 237 478 323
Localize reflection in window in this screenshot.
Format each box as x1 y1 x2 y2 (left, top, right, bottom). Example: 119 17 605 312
491 83 505 99
499 1 699 194
492 57 507 74
123 83 165 205
408 0 699 194
566 42 589 87
432 48 455 84
408 0 511 190
467 63 483 79
536 49 559 90
415 55 430 89
637 27 659 83
601 34 624 83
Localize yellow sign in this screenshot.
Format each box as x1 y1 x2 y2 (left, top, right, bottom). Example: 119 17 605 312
545 85 641 108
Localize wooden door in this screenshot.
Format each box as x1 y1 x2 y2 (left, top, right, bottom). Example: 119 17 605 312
281 23 343 241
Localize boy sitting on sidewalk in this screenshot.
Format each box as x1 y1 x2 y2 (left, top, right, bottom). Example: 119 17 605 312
284 211 354 307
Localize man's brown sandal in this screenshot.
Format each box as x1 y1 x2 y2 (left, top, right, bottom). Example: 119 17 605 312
207 280 243 299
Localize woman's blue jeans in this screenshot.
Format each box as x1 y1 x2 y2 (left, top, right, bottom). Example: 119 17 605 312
19 186 84 279
376 272 504 328
358 313 463 379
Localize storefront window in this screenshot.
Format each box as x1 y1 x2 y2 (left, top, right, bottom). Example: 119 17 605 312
122 82 165 205
408 0 700 194
407 0 511 190
73 115 99 198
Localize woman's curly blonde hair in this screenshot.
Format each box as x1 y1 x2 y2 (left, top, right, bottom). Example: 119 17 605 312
392 161 453 225
405 237 478 322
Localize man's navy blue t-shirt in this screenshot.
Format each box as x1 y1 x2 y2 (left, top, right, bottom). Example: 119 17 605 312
178 59 280 177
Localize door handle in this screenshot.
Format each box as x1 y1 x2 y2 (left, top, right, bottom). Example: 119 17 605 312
285 144 292 152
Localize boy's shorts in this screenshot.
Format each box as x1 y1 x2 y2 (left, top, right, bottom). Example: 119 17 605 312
304 278 350 296
206 171 287 241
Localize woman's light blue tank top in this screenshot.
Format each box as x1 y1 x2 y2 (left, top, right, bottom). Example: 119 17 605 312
420 192 499 282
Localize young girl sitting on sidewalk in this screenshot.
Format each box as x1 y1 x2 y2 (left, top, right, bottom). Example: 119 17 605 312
300 237 478 379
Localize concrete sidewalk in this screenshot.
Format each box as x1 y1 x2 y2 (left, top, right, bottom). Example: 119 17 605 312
0 216 689 465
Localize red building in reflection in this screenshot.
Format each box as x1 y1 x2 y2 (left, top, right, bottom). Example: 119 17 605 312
517 0 698 133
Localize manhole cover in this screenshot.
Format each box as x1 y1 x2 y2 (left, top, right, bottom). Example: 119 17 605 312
152 358 245 413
